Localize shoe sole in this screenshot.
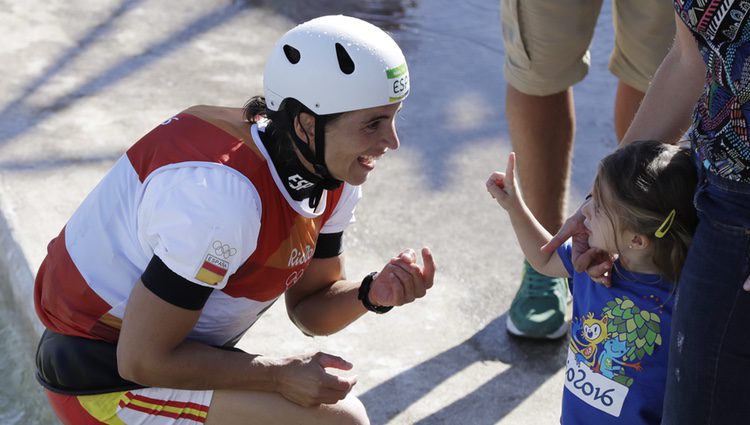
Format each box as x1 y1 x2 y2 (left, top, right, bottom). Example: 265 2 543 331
506 316 568 340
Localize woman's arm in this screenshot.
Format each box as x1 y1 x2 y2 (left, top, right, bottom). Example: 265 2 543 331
285 248 435 336
117 280 356 406
117 280 272 390
284 255 364 336
621 12 706 146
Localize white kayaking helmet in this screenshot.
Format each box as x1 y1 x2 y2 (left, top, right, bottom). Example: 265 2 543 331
263 15 410 114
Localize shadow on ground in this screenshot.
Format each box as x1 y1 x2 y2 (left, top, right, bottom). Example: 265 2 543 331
362 314 567 424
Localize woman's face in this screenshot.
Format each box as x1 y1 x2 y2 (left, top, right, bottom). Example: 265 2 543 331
322 102 402 185
581 182 620 254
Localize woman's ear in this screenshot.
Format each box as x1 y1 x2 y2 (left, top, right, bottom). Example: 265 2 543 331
294 112 316 144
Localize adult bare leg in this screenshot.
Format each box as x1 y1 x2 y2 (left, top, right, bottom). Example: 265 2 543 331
206 390 369 425
506 85 574 233
504 85 573 339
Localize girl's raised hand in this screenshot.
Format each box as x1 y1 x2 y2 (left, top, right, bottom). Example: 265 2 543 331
485 152 520 210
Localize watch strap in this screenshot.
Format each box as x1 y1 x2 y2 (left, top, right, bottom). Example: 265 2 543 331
357 272 393 314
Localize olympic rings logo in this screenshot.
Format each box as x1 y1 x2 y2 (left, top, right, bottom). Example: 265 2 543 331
213 240 237 259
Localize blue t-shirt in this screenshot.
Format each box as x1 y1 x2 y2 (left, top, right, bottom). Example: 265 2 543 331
557 242 674 425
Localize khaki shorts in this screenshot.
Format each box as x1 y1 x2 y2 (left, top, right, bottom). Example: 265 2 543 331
501 0 675 96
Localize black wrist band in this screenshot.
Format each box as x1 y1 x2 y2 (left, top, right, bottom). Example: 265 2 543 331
358 272 393 314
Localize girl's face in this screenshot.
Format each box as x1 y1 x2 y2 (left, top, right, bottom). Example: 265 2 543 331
322 102 401 185
581 182 620 254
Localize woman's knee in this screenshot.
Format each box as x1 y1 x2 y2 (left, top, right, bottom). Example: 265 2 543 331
321 394 369 425
207 390 369 425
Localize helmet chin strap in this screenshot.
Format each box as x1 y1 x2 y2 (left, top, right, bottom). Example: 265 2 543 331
291 113 343 209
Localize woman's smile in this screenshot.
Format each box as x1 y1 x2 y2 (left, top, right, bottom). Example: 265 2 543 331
357 152 384 170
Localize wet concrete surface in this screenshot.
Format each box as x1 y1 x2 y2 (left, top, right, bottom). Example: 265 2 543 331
0 0 620 423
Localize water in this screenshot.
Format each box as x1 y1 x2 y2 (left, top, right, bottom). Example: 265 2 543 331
252 0 417 30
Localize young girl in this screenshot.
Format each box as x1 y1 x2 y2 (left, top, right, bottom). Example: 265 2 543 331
486 140 697 424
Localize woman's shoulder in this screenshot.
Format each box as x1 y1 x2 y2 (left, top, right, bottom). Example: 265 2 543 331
179 105 251 142
181 105 243 119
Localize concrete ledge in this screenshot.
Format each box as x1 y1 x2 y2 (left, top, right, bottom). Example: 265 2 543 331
0 194 43 340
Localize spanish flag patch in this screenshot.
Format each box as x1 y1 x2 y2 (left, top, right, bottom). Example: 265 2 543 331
195 254 229 285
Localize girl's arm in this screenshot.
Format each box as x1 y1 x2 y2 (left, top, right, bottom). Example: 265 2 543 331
486 153 569 278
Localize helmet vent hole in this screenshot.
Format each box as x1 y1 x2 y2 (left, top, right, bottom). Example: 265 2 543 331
283 44 301 64
335 43 355 75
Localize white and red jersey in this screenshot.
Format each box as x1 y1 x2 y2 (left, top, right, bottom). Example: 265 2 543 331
34 106 361 346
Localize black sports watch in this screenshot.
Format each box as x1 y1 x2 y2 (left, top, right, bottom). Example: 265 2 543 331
358 272 393 314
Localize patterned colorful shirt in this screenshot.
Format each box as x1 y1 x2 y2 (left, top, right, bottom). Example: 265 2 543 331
675 0 750 182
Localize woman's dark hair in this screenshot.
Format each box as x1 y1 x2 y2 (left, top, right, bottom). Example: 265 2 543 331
242 95 344 160
243 95 268 124
243 95 300 159
592 140 698 283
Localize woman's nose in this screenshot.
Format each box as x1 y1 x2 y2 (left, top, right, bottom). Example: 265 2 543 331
384 125 399 150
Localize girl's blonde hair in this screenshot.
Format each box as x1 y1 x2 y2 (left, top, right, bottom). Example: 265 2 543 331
592 140 698 283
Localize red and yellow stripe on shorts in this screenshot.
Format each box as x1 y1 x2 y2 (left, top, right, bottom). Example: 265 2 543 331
46 387 212 424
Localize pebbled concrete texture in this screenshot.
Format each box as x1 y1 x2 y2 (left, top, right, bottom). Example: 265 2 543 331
0 1 619 424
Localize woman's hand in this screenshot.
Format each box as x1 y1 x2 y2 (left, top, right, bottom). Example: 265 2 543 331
368 248 436 307
273 352 357 407
541 203 615 287
485 152 521 212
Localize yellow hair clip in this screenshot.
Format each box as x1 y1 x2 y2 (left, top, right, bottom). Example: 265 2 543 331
655 209 676 239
